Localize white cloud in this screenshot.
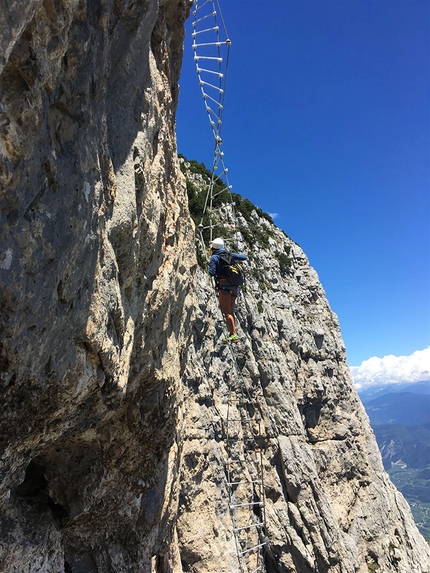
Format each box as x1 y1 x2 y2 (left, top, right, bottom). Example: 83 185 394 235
350 348 430 391
269 212 279 220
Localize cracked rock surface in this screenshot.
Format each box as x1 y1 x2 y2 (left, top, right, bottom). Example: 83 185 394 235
1 0 193 571
1 1 429 573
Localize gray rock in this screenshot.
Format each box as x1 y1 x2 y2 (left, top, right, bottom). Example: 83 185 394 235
0 0 192 571
0 1 429 572
175 199 430 573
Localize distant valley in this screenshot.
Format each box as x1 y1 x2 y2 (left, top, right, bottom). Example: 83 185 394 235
358 380 430 540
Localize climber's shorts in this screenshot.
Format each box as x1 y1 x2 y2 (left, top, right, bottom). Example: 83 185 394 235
217 283 238 297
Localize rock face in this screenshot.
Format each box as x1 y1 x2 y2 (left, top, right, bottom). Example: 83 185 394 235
0 2 429 573
175 198 430 572
0 0 193 571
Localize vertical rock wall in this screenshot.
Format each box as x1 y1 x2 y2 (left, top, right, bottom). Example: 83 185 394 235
0 0 193 571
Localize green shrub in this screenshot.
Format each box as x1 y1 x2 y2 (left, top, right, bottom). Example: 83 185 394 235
195 241 207 270
250 225 271 248
275 251 292 275
238 225 253 244
232 193 274 225
187 158 210 177
181 154 290 254
232 195 255 223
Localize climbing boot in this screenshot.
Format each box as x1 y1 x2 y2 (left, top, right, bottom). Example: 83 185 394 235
223 334 240 344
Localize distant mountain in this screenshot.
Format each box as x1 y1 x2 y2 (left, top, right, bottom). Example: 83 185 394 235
363 391 430 426
402 380 430 395
359 381 430 539
358 379 430 404
373 423 430 469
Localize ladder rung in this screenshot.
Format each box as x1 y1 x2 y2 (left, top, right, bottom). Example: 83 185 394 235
227 398 247 406
198 67 224 77
216 184 231 194
250 566 264 573
199 80 224 93
192 26 219 37
238 541 268 557
226 444 255 450
202 92 223 107
193 41 230 48
193 0 211 13
206 113 221 127
233 522 264 532
211 156 227 171
225 437 260 452
226 458 260 464
228 480 262 486
230 501 263 509
194 55 223 62
194 12 216 25
204 106 222 122
215 184 237 198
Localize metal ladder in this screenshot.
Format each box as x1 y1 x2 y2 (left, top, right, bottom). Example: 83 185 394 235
191 0 237 248
223 342 268 573
191 3 269 567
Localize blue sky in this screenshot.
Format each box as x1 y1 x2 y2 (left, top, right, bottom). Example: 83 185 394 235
176 0 430 367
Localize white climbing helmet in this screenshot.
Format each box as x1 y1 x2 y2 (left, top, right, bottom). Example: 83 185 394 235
211 237 224 250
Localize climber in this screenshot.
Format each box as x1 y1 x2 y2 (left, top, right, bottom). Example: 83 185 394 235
208 237 247 343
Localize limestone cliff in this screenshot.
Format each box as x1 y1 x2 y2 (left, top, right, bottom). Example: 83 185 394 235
174 161 430 573
0 0 193 571
0 2 429 573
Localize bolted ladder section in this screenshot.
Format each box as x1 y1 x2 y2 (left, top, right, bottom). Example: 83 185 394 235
191 0 238 248
223 345 269 573
191 3 269 569
192 0 230 147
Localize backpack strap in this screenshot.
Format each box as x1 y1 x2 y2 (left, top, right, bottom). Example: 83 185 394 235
217 252 234 278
